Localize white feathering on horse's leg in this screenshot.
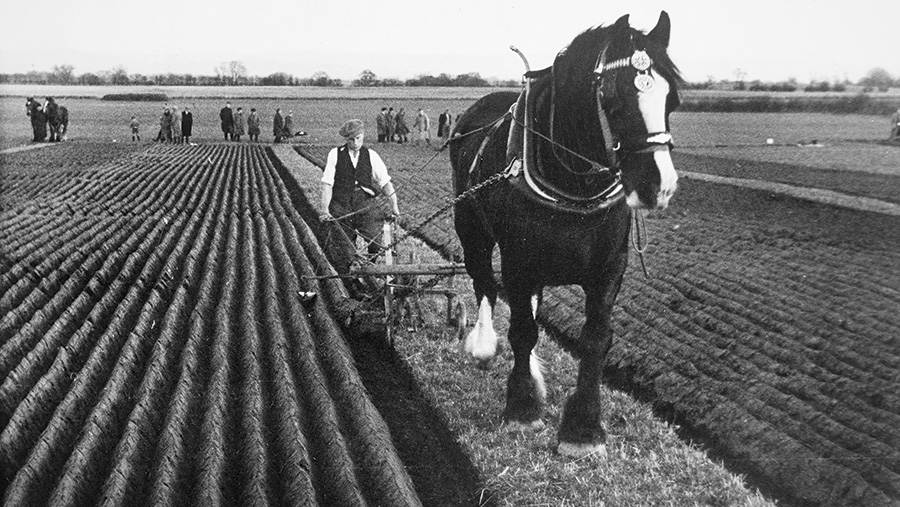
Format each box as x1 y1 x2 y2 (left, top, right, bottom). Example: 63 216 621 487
530 350 546 402
464 297 498 361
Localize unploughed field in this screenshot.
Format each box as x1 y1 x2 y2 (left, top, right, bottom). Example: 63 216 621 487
2 90 900 506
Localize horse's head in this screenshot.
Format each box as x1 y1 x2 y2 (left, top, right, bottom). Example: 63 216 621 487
25 97 37 116
552 12 681 209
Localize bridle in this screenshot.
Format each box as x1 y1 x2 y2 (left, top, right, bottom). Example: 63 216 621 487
592 45 675 155
509 41 674 211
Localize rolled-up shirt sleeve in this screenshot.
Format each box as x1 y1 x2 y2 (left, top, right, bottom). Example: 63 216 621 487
321 148 339 185
369 150 391 188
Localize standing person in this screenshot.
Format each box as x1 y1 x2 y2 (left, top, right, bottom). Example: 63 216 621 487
130 115 140 142
233 107 245 142
437 108 452 143
394 107 409 144
413 108 431 145
375 107 388 143
220 101 234 141
181 106 193 144
247 107 260 142
283 111 294 141
156 109 166 142
273 108 284 143
387 107 396 142
319 119 401 259
162 107 174 143
171 106 182 144
891 106 900 141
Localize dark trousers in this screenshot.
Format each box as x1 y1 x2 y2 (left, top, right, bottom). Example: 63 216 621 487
330 188 385 256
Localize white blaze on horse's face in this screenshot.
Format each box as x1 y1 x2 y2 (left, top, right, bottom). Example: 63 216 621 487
629 69 677 210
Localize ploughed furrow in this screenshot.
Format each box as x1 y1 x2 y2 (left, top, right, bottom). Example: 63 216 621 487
143 157 235 507
0 147 199 309
2 184 200 506
258 148 421 506
0 150 215 405
93 160 227 507
0 143 425 506
250 147 369 505
0 150 215 428
234 153 278 506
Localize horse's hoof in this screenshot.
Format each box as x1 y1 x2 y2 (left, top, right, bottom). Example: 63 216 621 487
557 441 607 459
475 357 493 370
503 419 544 433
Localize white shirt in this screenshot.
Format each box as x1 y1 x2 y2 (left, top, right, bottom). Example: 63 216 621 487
321 146 391 189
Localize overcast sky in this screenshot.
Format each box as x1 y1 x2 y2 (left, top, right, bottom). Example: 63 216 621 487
0 0 896 83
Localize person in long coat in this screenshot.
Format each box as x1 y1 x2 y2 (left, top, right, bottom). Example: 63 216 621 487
181 106 193 144
273 108 284 143
171 107 182 144
437 108 452 142
394 108 409 143
247 108 260 142
413 108 430 145
375 107 388 142
220 102 234 141
233 107 245 142
161 107 174 142
387 107 396 142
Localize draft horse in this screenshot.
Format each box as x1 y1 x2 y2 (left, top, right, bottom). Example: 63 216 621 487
450 12 681 457
25 97 47 142
44 97 69 142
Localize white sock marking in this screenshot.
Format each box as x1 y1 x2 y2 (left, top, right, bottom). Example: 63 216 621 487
464 296 498 360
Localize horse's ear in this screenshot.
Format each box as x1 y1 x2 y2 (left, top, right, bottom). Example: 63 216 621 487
647 11 671 48
613 14 630 30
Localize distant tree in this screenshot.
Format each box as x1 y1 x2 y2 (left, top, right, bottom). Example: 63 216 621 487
78 73 103 85
110 66 129 85
804 80 830 92
309 71 342 87
261 72 294 86
50 65 75 84
353 69 378 86
217 61 248 85
452 72 488 87
379 77 403 87
858 67 894 91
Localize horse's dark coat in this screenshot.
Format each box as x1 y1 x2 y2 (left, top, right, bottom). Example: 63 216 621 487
44 97 68 142
450 12 680 453
25 98 47 142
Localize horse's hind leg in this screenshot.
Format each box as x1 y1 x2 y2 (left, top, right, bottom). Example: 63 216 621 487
455 206 499 362
502 283 545 430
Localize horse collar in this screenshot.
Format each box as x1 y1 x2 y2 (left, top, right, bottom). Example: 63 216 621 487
504 79 625 215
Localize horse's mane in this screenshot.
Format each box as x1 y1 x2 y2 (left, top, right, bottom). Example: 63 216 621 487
553 19 683 94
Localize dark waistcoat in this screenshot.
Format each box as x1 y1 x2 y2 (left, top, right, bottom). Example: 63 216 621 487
333 145 377 203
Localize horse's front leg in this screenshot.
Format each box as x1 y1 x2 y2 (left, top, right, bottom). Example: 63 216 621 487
557 277 623 458
502 285 546 431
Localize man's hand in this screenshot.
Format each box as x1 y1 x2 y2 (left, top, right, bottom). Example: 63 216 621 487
319 212 334 222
